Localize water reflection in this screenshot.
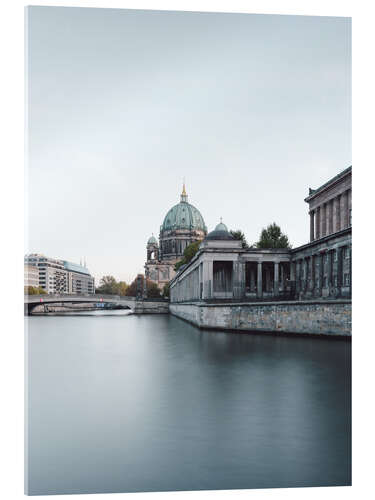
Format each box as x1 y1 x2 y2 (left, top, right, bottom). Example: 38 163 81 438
26 314 351 494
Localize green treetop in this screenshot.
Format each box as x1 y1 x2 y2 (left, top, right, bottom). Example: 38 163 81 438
254 223 292 249
95 276 129 295
174 240 202 271
230 229 249 249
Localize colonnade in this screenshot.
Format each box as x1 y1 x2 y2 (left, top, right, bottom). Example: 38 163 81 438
292 243 351 297
309 189 351 242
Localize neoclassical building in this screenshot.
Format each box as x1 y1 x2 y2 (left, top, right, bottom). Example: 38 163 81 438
145 184 207 290
169 166 352 303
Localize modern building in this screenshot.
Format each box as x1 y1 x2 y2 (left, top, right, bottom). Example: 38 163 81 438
24 264 39 288
169 166 352 303
145 184 207 290
24 254 95 294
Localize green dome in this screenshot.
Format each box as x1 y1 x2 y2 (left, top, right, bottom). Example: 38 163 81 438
214 221 228 232
161 201 207 232
147 235 158 245
205 220 234 241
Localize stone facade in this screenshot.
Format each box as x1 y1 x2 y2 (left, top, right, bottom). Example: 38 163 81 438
306 166 352 241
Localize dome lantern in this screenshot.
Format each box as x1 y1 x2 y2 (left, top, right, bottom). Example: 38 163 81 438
180 181 188 203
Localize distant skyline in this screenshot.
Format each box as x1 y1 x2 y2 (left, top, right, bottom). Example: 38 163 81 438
26 7 351 284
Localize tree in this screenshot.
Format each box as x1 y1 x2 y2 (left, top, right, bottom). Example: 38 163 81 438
147 281 162 298
162 283 170 298
126 275 162 298
117 281 129 296
255 223 292 249
95 275 119 295
174 240 202 271
230 229 249 249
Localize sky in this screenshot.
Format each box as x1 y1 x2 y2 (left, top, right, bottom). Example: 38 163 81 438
26 6 351 284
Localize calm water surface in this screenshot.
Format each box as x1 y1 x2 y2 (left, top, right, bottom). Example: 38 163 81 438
26 314 351 495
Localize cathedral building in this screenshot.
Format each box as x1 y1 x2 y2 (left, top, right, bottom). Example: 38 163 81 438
145 184 207 290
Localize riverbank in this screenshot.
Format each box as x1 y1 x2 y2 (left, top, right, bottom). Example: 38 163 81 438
169 299 351 337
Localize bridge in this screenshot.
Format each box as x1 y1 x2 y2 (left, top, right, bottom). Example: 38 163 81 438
24 294 169 315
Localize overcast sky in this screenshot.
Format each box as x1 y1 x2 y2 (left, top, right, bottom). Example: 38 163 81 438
26 7 351 284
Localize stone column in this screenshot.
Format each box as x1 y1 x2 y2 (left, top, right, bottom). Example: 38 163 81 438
321 204 327 237
274 261 279 297
202 260 213 300
340 193 346 230
257 261 263 299
344 191 349 229
310 210 315 241
348 190 352 226
327 200 333 236
304 258 309 293
336 195 341 232
333 196 339 233
295 260 300 295
327 250 333 294
310 255 315 292
319 253 324 297
316 206 321 239
337 247 343 296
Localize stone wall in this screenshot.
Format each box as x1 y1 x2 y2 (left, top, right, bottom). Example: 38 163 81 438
170 300 351 337
133 301 169 314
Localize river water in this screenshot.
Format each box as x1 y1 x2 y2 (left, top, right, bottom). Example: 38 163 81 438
26 314 351 495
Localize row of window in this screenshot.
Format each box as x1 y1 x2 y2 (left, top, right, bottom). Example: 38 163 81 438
297 246 350 273
300 273 350 287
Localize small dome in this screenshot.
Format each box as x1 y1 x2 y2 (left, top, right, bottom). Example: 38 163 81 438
214 221 228 232
205 220 234 241
147 235 158 245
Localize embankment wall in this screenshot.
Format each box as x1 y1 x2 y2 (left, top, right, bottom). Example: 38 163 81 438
169 300 351 336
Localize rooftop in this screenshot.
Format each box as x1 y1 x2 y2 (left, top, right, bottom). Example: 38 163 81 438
305 165 352 202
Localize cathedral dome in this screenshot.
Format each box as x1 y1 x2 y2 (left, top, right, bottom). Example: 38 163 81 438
205 220 234 240
161 185 207 233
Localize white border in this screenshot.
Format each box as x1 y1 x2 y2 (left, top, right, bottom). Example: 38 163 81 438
1 1 374 499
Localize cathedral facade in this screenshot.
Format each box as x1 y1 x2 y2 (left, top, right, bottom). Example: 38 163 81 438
145 184 207 291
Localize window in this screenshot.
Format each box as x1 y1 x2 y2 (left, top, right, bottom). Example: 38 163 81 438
323 277 327 288
344 273 350 286
334 275 338 286
334 250 338 262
